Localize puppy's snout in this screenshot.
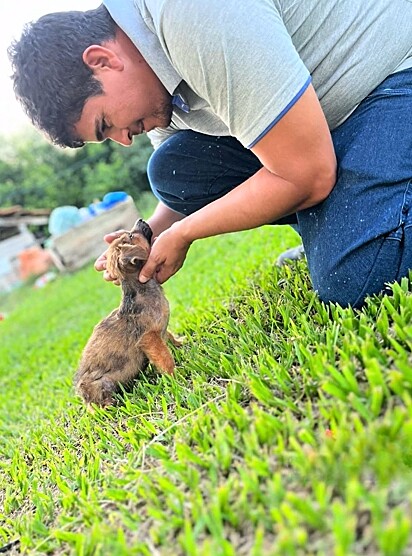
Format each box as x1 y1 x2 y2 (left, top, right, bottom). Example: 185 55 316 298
132 219 153 243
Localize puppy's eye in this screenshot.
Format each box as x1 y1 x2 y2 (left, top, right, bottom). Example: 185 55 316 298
128 233 134 241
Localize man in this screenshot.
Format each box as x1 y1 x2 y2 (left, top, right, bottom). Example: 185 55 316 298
9 0 412 307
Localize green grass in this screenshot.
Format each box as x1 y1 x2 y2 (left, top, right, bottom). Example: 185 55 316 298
1 220 412 556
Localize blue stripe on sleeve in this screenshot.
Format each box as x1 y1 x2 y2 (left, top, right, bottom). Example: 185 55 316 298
247 76 312 149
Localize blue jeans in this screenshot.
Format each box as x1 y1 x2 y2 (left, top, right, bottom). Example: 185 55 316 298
148 69 412 308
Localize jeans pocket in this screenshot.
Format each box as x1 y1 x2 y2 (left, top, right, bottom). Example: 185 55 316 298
354 227 403 307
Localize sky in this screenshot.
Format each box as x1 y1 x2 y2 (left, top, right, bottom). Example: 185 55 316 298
0 1 100 136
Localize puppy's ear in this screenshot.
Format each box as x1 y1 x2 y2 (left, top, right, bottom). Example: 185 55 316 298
105 240 124 280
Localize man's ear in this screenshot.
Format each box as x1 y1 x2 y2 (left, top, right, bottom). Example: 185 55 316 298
82 44 124 73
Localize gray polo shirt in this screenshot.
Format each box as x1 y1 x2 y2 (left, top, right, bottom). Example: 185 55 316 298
103 0 412 148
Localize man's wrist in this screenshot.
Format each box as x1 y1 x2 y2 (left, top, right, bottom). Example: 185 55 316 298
171 217 195 245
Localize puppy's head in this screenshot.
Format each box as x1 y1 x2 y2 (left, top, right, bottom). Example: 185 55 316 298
106 219 153 281
77 377 117 408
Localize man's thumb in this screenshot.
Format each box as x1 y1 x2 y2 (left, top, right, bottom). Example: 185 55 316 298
138 263 151 283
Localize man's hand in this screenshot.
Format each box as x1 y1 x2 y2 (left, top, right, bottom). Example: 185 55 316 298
139 222 191 284
94 230 127 284
95 203 185 284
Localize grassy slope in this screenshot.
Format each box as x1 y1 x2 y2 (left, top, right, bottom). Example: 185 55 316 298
1 223 412 556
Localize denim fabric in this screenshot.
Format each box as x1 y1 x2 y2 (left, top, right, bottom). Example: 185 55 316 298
148 133 262 214
298 69 412 307
147 69 412 307
147 133 296 225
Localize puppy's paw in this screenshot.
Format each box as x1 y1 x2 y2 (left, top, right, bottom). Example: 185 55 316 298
167 331 184 347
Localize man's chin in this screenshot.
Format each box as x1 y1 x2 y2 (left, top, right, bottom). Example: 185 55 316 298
159 117 172 130
155 103 173 129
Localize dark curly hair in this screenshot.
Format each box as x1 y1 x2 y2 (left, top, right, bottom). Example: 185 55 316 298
8 4 117 148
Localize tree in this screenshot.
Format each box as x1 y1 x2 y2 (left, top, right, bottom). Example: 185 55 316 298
0 128 153 211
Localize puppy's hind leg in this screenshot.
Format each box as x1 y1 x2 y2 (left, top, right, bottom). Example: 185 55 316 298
139 331 175 375
167 330 184 347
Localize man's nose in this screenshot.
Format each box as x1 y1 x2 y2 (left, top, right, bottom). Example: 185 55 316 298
108 127 132 146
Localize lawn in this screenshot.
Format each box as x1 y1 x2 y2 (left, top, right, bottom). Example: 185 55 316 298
1 215 412 555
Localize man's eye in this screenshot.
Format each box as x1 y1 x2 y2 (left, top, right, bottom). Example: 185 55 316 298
102 118 113 134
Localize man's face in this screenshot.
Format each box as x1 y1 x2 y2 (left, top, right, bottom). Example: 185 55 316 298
74 42 173 146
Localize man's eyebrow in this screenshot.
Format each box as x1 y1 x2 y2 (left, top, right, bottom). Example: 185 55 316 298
95 117 103 142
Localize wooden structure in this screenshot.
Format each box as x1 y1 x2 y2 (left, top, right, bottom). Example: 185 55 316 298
48 196 140 272
0 206 51 292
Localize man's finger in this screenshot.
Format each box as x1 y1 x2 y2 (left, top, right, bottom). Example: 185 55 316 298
155 265 178 284
139 260 158 283
103 229 127 243
94 253 108 272
103 269 120 285
95 229 128 271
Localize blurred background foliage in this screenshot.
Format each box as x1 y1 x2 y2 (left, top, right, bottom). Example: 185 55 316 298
0 128 153 210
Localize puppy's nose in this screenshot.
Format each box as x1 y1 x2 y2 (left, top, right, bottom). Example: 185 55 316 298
133 219 153 243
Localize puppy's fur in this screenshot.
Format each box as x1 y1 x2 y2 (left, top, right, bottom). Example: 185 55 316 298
75 219 177 408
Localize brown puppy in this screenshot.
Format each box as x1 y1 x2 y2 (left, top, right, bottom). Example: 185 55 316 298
75 219 177 408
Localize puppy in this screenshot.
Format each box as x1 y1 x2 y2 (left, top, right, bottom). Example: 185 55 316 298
75 219 178 408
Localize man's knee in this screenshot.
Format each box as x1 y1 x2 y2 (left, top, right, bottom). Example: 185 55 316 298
311 238 403 308
313 271 367 308
147 131 258 216
147 140 193 214
147 141 170 191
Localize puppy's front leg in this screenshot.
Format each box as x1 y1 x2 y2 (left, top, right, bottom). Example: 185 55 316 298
139 331 175 375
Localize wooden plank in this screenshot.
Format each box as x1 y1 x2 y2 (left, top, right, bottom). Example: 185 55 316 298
49 197 140 271
0 206 50 217
0 216 49 226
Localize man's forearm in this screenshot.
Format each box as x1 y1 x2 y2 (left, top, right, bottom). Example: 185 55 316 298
175 166 329 243
147 201 185 237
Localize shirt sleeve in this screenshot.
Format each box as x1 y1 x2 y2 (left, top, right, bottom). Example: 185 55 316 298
155 0 311 148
